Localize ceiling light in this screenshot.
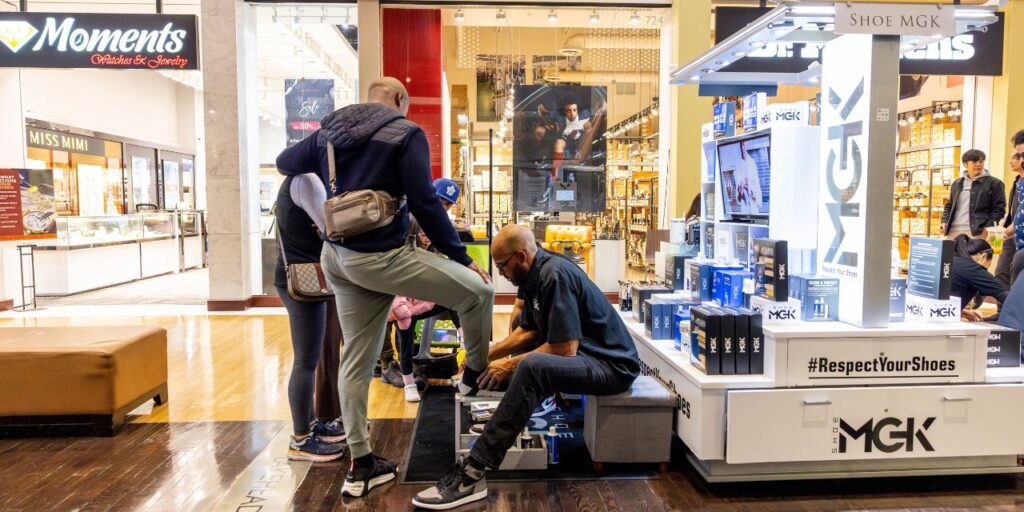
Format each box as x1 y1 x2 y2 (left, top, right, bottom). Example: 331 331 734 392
629 11 641 26
957 9 996 19
650 107 659 116
906 112 917 123
809 76 819 84
714 60 727 66
898 117 908 127
454 9 465 22
689 75 700 81
933 110 946 120
589 11 599 24
733 51 746 58
496 9 506 21
547 10 558 23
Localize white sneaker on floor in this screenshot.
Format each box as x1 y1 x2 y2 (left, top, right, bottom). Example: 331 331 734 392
404 383 421 403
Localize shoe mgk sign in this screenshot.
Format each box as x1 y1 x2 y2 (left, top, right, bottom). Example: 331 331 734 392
0 13 199 70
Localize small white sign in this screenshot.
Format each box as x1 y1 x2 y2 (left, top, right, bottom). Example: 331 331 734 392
836 3 956 37
876 108 890 122
905 293 961 323
760 101 810 130
701 122 715 143
750 295 802 325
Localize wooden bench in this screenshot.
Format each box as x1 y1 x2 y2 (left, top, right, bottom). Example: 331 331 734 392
0 326 168 436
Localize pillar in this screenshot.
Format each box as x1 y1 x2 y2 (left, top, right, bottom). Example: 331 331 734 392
358 0 382 101
201 0 261 308
989 0 1024 179
668 0 712 219
0 70 26 169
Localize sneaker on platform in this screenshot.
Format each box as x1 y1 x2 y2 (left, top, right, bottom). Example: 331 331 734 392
341 455 398 498
404 383 421 403
287 434 345 463
412 455 488 510
311 417 346 443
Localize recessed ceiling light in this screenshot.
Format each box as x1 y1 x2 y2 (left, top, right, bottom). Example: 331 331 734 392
733 51 746 58
689 75 700 81
630 11 641 25
547 10 558 23
589 11 599 24
454 9 465 22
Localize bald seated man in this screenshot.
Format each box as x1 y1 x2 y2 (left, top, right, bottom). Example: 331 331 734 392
413 224 640 510
276 77 493 499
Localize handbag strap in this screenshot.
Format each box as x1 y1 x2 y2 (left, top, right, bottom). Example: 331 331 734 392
328 141 337 196
275 225 289 267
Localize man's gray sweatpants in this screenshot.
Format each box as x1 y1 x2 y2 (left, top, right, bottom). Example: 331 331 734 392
321 242 493 458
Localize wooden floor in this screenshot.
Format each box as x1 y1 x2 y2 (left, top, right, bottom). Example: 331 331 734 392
3 308 1024 511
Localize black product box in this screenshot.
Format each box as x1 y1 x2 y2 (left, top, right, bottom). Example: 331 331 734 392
753 239 789 301
631 284 673 324
664 254 694 291
741 307 764 374
724 307 752 374
984 323 1022 368
687 260 702 296
690 306 722 375
644 299 655 337
907 237 954 300
715 308 736 375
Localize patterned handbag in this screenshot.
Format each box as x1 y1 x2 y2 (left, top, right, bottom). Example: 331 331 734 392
277 231 333 303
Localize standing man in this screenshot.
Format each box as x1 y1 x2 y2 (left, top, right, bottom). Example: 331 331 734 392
940 149 1005 240
275 77 494 499
1000 130 1024 286
413 225 639 510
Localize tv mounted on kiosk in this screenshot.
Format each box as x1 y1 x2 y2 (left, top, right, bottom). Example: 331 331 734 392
716 133 771 223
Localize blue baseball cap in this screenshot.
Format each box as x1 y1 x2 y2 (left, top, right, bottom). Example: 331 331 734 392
433 178 460 203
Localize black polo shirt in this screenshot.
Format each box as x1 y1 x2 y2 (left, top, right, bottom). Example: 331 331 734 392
519 248 640 379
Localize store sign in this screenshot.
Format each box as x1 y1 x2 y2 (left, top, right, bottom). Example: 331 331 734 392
758 102 810 130
25 127 105 156
0 13 199 70
284 79 335 147
0 169 56 241
715 8 1004 76
835 3 955 37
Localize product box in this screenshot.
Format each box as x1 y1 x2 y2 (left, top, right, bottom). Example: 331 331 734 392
743 92 767 133
671 302 696 347
686 259 702 296
799 277 840 322
675 311 690 352
749 295 801 325
890 277 907 323
665 253 695 291
753 239 789 301
907 237 954 300
721 270 753 308
703 223 716 259
702 264 742 303
631 284 673 324
743 307 765 374
713 101 737 139
663 299 697 341
725 308 753 374
717 308 737 375
643 299 656 338
904 293 961 323
690 306 722 375
983 323 1022 368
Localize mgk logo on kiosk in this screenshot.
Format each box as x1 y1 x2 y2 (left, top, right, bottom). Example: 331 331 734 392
834 416 936 454
822 78 865 267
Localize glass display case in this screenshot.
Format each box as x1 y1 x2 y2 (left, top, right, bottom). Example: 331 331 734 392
178 210 203 236
53 215 143 247
141 213 177 240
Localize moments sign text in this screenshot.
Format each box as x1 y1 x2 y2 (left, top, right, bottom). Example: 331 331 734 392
0 13 199 70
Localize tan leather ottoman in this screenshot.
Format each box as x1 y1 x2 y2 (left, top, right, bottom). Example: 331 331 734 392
0 326 168 436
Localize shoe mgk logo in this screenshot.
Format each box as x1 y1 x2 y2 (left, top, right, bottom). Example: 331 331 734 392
0 20 38 53
822 78 865 267
835 416 936 454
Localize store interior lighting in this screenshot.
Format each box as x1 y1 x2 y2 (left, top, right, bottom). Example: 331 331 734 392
630 11 641 26
547 10 558 24
455 9 465 23
590 11 600 24
496 9 507 21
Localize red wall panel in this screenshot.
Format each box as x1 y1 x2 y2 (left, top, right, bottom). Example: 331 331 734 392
382 9 443 180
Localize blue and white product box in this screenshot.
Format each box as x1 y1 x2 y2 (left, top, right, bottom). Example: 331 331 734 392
664 299 697 342
672 303 696 350
721 270 753 308
890 277 907 322
907 237 954 300
707 264 743 303
686 259 702 296
743 92 767 132
800 277 839 322
712 101 737 139
983 323 1022 368
749 295 802 325
703 223 716 259
904 293 961 324
665 253 694 291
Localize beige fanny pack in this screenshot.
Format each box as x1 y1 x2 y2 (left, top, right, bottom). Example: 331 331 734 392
323 141 404 242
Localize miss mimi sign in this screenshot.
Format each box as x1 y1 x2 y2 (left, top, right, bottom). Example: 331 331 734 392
0 13 199 70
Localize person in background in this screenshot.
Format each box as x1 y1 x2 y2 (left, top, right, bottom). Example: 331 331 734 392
998 266 1024 332
950 234 1007 321
276 77 493 499
997 151 1024 287
274 173 346 462
940 149 1006 240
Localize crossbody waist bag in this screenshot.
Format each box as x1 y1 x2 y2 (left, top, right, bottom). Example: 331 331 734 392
323 141 403 242
277 230 332 303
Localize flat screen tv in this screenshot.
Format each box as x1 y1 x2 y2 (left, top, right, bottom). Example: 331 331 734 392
716 134 771 221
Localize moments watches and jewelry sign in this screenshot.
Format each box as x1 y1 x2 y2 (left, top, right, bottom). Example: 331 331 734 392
715 7 1004 76
0 13 199 70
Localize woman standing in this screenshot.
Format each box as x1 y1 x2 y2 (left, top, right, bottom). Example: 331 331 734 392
275 173 346 461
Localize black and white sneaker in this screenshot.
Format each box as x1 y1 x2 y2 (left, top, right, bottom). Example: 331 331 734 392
412 455 488 510
341 454 398 498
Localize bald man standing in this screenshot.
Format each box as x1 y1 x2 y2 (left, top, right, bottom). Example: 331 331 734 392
413 224 639 510
276 77 494 499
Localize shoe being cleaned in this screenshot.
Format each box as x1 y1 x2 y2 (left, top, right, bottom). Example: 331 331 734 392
412 454 488 510
342 453 398 498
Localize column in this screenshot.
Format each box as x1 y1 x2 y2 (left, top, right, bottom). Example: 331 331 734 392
989 0 1024 179
0 70 26 168
201 0 261 308
358 0 382 102
668 0 712 218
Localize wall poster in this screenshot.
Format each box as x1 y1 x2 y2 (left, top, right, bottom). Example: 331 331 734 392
512 85 607 212
0 169 56 240
284 79 335 147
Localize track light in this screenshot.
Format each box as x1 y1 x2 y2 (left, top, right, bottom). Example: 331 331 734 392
906 112 917 123
496 9 506 21
629 11 641 26
454 9 465 22
589 11 599 24
547 10 557 23
898 117 909 127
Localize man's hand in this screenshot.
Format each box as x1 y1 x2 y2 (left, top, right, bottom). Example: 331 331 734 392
1006 225 1015 240
468 261 491 284
478 358 516 391
939 223 947 235
961 309 983 322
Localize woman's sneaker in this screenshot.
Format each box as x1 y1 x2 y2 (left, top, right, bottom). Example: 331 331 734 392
288 434 345 462
404 383 421 403
381 362 405 388
311 418 346 443
341 454 398 498
412 455 488 510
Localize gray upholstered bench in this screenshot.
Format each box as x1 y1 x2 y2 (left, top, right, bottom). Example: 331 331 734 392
582 375 674 470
